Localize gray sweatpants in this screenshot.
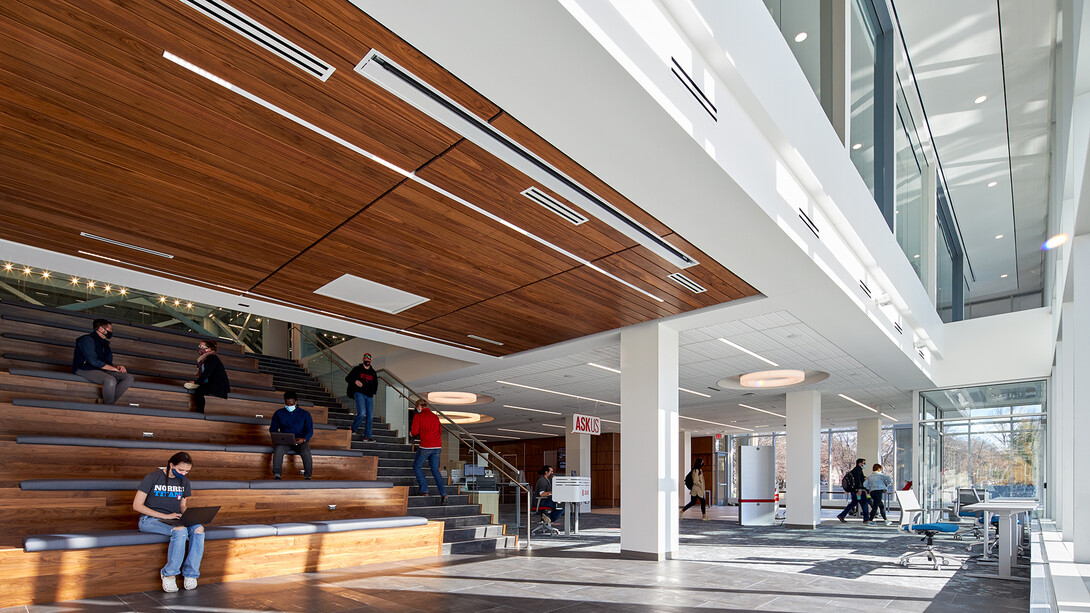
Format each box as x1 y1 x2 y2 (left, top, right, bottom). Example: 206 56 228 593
76 368 135 404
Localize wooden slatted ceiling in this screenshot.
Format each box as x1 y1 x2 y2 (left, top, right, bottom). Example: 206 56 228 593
0 0 758 357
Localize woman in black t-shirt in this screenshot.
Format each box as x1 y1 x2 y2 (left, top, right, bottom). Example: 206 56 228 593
133 452 205 593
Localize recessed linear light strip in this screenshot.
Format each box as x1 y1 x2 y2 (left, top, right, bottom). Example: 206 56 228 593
79 233 174 259
738 403 786 418
473 433 520 440
497 427 553 436
838 393 878 413
718 338 779 367
468 334 504 346
541 424 567 429
880 412 898 422
678 387 710 398
354 50 697 270
503 404 561 415
680 415 752 432
587 362 621 374
161 52 665 304
496 380 620 406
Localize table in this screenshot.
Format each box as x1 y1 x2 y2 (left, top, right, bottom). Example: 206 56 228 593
552 476 591 536
962 499 1038 580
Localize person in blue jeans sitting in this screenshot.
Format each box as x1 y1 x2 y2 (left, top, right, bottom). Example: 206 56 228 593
535 465 564 524
133 451 204 593
345 353 378 442
410 399 447 504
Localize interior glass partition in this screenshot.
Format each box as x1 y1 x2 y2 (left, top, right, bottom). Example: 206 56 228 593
761 0 822 102
919 381 1047 514
848 0 878 199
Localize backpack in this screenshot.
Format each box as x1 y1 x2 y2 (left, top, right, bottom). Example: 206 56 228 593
684 470 694 490
841 471 855 492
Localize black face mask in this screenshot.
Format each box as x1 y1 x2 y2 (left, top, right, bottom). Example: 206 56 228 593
102 330 113 339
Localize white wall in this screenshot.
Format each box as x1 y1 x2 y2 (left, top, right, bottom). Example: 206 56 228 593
932 307 1054 388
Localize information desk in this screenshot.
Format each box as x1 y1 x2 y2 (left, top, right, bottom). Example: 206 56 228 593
962 499 1038 580
552 476 590 536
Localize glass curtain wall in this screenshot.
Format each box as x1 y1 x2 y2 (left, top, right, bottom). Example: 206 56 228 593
848 0 878 199
919 381 1047 513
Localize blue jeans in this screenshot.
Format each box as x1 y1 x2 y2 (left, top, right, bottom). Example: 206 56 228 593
138 515 204 578
538 498 564 523
352 393 374 438
413 447 446 496
837 491 870 520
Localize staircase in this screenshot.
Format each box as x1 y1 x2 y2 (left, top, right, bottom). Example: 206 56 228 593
255 354 517 554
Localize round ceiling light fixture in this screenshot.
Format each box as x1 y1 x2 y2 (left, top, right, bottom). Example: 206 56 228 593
434 410 494 425
425 391 496 406
739 369 806 388
717 370 829 390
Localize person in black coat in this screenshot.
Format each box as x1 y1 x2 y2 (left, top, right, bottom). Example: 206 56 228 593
187 340 230 412
345 353 378 441
836 458 870 522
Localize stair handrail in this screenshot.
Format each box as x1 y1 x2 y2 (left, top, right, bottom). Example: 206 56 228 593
296 326 352 376
375 368 537 549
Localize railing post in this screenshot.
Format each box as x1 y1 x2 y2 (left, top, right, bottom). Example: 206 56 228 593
526 488 532 550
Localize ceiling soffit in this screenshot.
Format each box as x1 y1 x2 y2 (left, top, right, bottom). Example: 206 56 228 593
0 0 756 355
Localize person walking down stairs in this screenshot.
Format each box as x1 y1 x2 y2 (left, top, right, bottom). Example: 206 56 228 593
681 458 708 520
345 353 378 442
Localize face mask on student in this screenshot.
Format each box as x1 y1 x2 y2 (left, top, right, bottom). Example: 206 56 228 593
285 405 296 412
171 468 185 478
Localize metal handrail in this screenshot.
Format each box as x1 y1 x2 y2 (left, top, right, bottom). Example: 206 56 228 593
375 368 536 549
296 326 352 375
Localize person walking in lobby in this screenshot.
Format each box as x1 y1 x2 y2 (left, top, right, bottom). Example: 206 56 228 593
345 352 378 442
410 399 446 504
73 318 134 405
836 458 870 523
681 457 709 520
864 463 893 525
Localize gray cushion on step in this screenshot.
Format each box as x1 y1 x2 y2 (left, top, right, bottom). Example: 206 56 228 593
15 435 225 451
9 399 203 419
249 480 393 489
205 524 277 540
24 530 167 552
308 516 428 532
204 414 334 430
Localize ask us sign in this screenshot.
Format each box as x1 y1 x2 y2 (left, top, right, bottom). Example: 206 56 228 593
571 413 601 436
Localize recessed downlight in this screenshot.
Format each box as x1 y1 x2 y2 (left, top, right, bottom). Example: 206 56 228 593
913 254 920 259
1001 274 1009 278
794 32 808 42
995 234 1004 239
852 143 863 150
987 181 998 187
1043 234 1069 250
975 95 987 104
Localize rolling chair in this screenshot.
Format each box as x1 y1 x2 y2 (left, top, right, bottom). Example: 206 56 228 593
895 490 961 570
530 496 560 536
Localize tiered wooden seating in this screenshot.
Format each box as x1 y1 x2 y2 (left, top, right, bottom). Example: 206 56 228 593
0 301 442 608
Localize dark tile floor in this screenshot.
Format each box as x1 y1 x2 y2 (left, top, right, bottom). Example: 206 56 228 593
3 510 1028 612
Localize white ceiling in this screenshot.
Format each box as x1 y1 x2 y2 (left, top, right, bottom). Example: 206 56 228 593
893 0 1056 302
413 309 913 439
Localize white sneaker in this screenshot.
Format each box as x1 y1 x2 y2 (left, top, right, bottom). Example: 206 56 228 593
183 577 198 590
162 576 179 593
884 520 892 526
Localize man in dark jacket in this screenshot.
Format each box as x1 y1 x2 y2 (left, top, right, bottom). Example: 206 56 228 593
269 391 313 480
410 399 446 504
345 353 378 442
188 339 230 413
73 318 134 404
836 458 870 523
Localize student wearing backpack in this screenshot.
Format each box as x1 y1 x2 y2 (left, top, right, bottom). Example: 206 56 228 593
680 458 708 520
836 458 869 523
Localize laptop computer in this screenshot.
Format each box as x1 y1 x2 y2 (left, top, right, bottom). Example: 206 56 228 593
162 505 219 527
270 432 297 445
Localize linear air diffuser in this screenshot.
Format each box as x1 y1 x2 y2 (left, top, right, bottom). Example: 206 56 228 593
177 0 335 81
354 50 698 269
667 272 707 294
522 187 588 225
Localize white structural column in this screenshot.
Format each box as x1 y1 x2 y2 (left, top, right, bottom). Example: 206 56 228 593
1073 235 1090 562
565 415 592 512
442 431 461 470
786 391 821 528
620 322 679 560
856 418 882 471
679 430 692 505
1061 305 1075 540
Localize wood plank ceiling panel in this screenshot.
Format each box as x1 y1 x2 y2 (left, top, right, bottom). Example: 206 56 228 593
248 179 579 331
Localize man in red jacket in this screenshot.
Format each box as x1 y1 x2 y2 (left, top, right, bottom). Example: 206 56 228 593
410 399 447 504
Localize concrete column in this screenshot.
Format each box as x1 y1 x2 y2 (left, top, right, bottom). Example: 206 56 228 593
261 318 290 358
1073 235 1090 561
566 415 592 513
857 417 882 472
819 0 850 144
679 430 692 505
786 391 821 528
620 322 679 560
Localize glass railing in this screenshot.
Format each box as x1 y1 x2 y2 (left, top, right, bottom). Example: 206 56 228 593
295 326 352 405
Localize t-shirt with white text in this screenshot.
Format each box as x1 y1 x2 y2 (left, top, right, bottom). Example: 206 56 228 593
138 469 191 516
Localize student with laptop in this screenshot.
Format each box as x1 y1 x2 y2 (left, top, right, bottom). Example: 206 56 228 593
269 390 313 480
132 451 206 593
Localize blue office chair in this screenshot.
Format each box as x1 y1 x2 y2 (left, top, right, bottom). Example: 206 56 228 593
895 490 961 570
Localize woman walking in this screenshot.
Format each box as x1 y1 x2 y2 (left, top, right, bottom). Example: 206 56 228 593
681 457 709 520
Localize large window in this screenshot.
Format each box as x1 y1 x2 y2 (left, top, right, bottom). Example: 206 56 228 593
919 381 1047 512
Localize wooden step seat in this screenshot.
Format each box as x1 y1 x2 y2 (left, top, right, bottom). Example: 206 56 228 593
2 517 443 607
0 349 275 391
1 401 347 449
0 317 255 368
0 299 240 354
0 439 377 485
0 370 324 421
2 479 408 544
0 331 261 373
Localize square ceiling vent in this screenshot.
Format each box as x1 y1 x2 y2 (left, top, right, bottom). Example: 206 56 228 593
313 274 429 314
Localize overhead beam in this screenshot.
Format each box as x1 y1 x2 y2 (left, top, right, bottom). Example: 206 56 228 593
0 281 43 306
59 293 132 311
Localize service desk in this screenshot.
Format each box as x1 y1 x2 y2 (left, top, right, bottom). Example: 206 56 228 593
962 499 1038 580
553 476 591 535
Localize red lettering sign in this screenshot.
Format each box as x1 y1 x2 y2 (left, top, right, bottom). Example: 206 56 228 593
571 414 601 436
